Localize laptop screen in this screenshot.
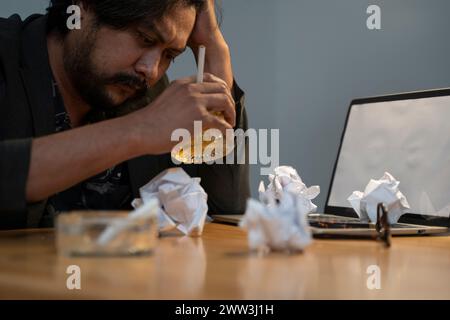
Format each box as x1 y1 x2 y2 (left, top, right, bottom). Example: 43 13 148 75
326 91 450 219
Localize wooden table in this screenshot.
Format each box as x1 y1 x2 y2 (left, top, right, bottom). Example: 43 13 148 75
0 223 449 299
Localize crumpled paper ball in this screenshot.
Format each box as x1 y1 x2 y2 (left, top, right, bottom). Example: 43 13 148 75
240 191 313 252
259 166 320 213
132 168 208 236
347 172 410 224
240 166 319 252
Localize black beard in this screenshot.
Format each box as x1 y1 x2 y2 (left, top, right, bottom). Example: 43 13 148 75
62 28 150 123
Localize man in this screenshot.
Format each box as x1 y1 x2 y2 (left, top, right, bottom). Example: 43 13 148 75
0 0 250 230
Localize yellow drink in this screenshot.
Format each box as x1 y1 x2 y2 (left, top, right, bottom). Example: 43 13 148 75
173 112 234 164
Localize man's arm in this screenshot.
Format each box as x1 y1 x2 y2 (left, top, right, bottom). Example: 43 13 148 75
189 0 251 213
0 69 33 224
189 0 234 89
25 115 142 203
0 139 32 213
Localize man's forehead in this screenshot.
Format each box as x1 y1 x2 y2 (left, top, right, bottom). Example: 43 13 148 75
139 7 196 44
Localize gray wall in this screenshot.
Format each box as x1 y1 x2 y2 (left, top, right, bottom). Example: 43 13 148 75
0 0 47 17
3 0 450 211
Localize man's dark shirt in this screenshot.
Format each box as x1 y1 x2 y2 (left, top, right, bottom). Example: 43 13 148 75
46 81 133 217
0 72 4 102
0 14 250 230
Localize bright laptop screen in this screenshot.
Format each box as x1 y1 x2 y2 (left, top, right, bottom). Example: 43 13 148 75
327 93 450 217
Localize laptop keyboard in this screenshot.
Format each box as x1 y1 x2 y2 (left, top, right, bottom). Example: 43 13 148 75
308 216 413 229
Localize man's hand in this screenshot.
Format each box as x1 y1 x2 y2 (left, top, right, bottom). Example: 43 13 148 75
189 0 222 48
128 73 236 155
188 0 234 90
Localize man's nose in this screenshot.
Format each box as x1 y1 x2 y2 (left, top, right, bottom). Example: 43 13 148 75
135 51 160 85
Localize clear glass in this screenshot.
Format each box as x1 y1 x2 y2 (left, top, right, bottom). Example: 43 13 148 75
56 211 158 257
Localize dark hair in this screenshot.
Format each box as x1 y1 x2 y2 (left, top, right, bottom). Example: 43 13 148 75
46 0 206 35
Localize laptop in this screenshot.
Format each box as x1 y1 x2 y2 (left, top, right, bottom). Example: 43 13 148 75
214 88 450 236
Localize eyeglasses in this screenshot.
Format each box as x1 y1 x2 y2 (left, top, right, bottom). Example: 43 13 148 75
375 203 391 248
